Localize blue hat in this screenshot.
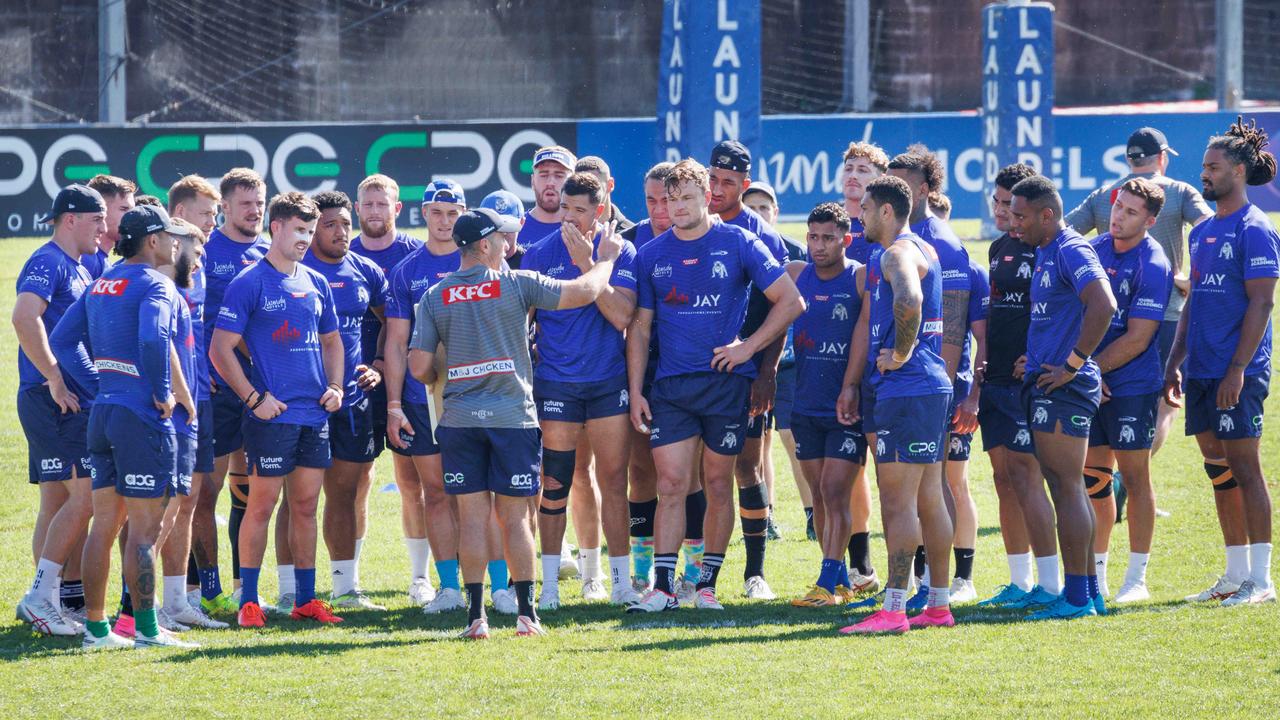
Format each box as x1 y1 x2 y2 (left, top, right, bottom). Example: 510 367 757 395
709 140 751 173
422 179 466 208
532 146 576 171
118 205 192 242
40 184 106 224
479 190 525 221
453 208 520 247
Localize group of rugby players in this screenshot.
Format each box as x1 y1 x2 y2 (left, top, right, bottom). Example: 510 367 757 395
11 115 1278 646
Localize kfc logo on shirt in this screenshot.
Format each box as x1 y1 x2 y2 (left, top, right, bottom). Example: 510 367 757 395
444 280 501 304
90 278 129 296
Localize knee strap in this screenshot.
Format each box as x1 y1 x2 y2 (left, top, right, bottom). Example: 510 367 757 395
1084 466 1113 499
1204 460 1237 492
738 483 769 535
539 448 576 514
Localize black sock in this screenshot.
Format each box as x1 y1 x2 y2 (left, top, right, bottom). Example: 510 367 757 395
654 553 678 594
743 536 766 580
684 490 706 540
697 553 724 591
119 583 134 617
804 506 814 524
629 498 657 538
848 532 871 575
914 545 927 580
187 551 200 586
514 580 536 620
228 475 250 580
465 582 485 623
60 580 85 611
954 548 975 581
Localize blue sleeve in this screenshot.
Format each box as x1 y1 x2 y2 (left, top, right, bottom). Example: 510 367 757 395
367 262 388 310
941 242 971 293
317 279 339 334
139 283 173 401
1060 241 1107 296
386 266 411 319
968 262 989 324
215 273 254 335
16 256 60 303
1130 249 1171 322
1242 219 1280 281
610 240 638 293
741 236 786 291
758 225 788 263
637 249 656 311
49 293 97 397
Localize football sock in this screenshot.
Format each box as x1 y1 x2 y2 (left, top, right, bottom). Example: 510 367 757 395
436 558 460 591
698 553 725 591
465 582 485 623
30 558 62 603
277 564 296 598
654 553 678 594
135 607 159 638
608 554 630 590
294 567 316 606
239 567 260 607
631 537 655 582
1008 552 1034 591
487 559 509 591
817 558 842 593
681 539 704 580
579 547 602 581
1064 574 1088 606
199 566 223 600
405 537 431 580
514 579 536 620
954 547 975 581
331 559 356 598
1095 552 1109 595
1248 542 1273 588
540 554 561 596
927 585 950 608
848 532 872 575
1225 545 1250 584
1036 555 1062 594
884 588 908 613
163 575 186 610
1123 552 1149 587
60 580 85 611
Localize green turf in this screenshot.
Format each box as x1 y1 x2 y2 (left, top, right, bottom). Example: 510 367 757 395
0 231 1277 719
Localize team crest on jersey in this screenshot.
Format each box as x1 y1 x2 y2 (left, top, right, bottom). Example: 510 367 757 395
831 303 848 321
357 286 369 304
711 260 728 279
1119 279 1130 296
1039 271 1051 288
1219 242 1234 259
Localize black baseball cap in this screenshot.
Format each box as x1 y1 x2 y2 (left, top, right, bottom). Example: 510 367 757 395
709 140 751 173
452 208 520 247
118 205 193 242
1126 127 1178 160
40 184 106 224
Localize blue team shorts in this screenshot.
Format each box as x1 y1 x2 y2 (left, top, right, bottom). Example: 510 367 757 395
947 432 973 462
535 372 629 423
330 395 380 463
175 431 196 495
860 378 879 436
211 384 246 456
388 401 441 457
436 426 542 497
773 365 795 431
978 382 1035 454
790 413 866 464
1185 369 1270 440
874 393 952 465
1089 391 1159 450
242 415 332 476
195 400 215 473
17 384 91 483
369 383 388 443
649 372 751 456
88 404 178 498
1023 371 1102 439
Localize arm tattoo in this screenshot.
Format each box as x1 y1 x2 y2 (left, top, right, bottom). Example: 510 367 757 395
883 248 921 353
941 290 969 348
887 548 914 590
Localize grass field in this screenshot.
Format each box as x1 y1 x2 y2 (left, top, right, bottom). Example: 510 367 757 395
0 227 1277 719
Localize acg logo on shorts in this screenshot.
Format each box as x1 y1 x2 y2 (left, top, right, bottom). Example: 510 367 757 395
444 280 501 304
510 473 535 488
124 473 156 488
444 472 466 486
40 458 63 472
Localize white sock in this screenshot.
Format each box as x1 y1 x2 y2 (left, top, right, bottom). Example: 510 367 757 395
52 573 62 604
353 537 365 587
1036 555 1061 594
541 553 561 595
1124 552 1150 586
884 588 908 613
1095 552 1109 594
1248 542 1273 588
920 565 931 588
31 558 62 602
405 538 431 580
560 544 575 562
579 547 602 581
164 575 186 610
1008 552 1034 591
1226 545 1251 583
927 585 950 608
277 565 296 596
608 554 630 590
331 559 356 598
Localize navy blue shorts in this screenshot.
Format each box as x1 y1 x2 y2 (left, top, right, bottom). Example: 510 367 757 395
1185 370 1270 440
535 373 629 423
978 382 1035 454
88 404 178 498
1089 391 1159 450
860 378 878 436
242 415 332 477
211 385 245 456
388 401 441 457
874 393 951 465
437 426 542 497
649 372 751 456
330 396 380 464
175 432 196 495
195 400 215 473
369 383 388 447
1023 372 1101 439
791 413 866 464
746 410 773 439
17 384 91 484
773 365 796 431
947 432 973 462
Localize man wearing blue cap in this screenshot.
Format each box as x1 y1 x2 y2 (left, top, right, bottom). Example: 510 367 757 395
518 146 577 249
480 190 525 267
13 184 107 636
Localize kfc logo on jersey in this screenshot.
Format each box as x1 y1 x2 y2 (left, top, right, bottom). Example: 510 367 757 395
443 280 501 304
90 277 129 296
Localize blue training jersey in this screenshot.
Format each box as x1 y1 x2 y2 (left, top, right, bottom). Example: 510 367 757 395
954 257 991 402
792 260 861 418
637 222 785 382
911 215 971 295
84 263 176 432
1187 203 1280 379
1091 233 1171 395
521 230 638 383
386 245 460 405
173 296 198 437
303 251 388 405
350 232 422 364
867 234 951 399
518 212 560 249
1027 228 1109 384
179 266 210 402
630 220 658 248
202 228 270 386
15 241 96 391
845 217 871 264
215 260 339 427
